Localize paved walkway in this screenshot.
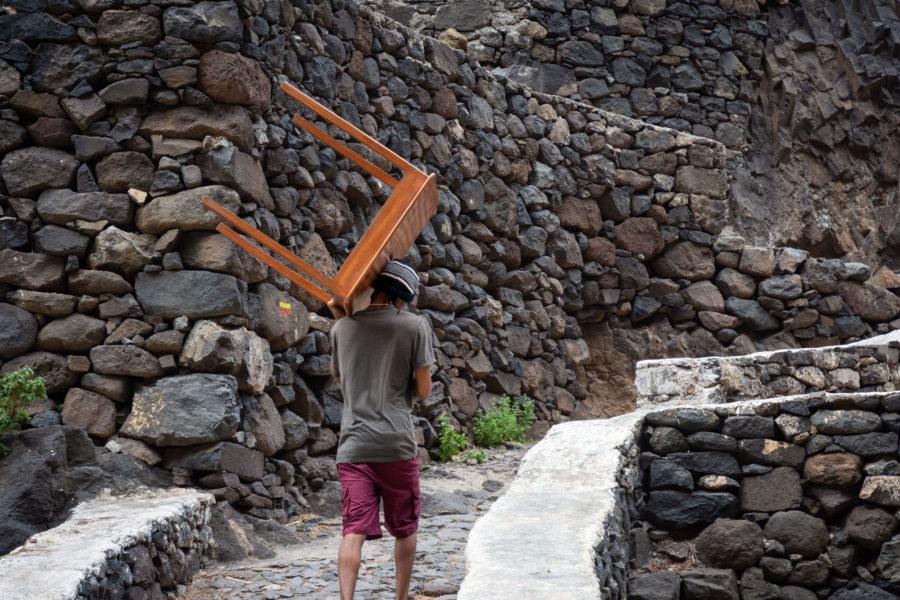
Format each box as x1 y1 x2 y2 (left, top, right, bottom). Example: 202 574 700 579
179 445 527 600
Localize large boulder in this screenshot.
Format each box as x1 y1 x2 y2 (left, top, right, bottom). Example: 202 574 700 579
195 145 273 208
135 185 240 234
837 281 900 321
120 374 241 446
135 270 248 319
94 152 155 193
96 10 162 46
178 320 272 394
843 506 898 550
646 490 738 528
29 43 104 93
613 217 665 259
0 303 37 359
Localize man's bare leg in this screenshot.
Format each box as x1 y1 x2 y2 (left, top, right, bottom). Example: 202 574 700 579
394 532 417 600
339 534 366 600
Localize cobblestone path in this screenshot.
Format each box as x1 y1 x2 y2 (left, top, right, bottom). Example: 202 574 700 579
179 445 526 600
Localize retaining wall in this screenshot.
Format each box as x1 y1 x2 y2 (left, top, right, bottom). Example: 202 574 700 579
633 392 900 599
2 0 900 548
0 490 214 600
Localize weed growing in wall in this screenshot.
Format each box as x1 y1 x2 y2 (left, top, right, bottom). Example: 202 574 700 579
473 394 535 448
0 366 47 456
436 415 467 462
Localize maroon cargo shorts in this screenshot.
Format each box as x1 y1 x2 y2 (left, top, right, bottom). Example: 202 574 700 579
337 456 421 540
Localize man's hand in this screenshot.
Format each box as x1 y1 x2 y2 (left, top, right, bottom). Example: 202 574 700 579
327 298 347 321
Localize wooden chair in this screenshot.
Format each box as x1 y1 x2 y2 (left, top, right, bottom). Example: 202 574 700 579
202 81 439 315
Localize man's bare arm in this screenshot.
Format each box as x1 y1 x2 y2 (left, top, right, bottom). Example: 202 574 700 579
413 364 431 399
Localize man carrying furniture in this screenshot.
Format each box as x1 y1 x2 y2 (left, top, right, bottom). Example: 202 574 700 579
328 259 435 600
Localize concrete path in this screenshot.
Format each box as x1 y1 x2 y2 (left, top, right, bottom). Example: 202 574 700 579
178 445 526 600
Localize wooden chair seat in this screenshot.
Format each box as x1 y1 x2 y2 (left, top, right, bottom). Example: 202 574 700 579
202 81 439 314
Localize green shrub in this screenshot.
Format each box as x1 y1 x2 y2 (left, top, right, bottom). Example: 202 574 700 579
0 366 47 456
435 415 467 462
472 394 535 447
463 449 486 464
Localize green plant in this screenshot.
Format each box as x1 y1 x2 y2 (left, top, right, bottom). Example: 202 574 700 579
463 449 487 464
435 415 466 462
0 366 47 455
473 394 535 447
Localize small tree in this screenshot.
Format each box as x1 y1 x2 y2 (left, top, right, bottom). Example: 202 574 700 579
0 366 47 456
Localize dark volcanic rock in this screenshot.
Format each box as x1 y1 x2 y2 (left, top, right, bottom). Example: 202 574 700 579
37 189 133 225
694 518 764 569
740 466 802 512
0 249 65 292
121 374 240 446
0 14 76 42
680 568 738 600
666 451 741 478
628 570 679 600
1 147 78 197
0 427 91 555
843 505 898 550
646 490 738 528
30 43 104 92
737 438 805 468
163 2 242 43
135 270 248 319
164 442 264 482
0 351 77 394
89 345 164 378
763 510 829 558
0 302 38 359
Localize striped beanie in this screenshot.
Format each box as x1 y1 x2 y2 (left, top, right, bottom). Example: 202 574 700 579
373 259 419 303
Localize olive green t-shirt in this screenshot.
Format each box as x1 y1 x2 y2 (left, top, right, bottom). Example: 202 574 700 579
330 307 434 463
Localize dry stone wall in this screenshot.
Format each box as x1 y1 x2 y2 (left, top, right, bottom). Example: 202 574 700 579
364 0 766 151
363 0 900 269
631 393 900 600
1 0 899 544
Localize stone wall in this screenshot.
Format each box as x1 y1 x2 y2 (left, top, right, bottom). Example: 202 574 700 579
632 393 900 599
458 415 644 600
362 0 900 268
636 331 900 407
1 0 900 536
364 0 765 151
0 490 214 600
